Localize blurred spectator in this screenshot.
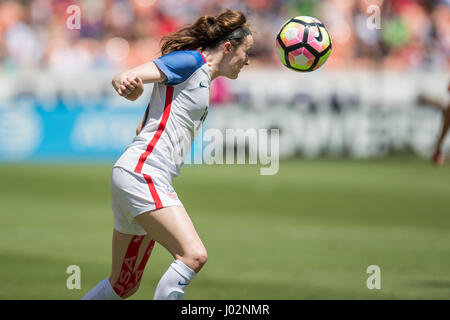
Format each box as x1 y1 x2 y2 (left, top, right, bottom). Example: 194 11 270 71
0 0 448 73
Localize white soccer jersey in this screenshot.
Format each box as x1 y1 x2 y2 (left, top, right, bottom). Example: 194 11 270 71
114 50 210 183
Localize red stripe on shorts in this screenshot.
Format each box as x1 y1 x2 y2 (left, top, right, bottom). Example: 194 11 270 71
142 174 163 209
134 85 174 174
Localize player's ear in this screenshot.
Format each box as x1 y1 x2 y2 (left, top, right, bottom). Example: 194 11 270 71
223 41 232 54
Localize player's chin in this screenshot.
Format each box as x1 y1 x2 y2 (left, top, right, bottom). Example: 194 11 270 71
230 70 240 79
226 73 239 80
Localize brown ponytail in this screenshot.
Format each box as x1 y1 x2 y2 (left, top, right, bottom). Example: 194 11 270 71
160 9 251 55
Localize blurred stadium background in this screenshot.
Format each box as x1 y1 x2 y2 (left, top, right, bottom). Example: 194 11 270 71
0 0 449 299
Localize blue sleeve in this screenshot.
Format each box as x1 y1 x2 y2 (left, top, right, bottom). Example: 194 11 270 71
153 51 205 86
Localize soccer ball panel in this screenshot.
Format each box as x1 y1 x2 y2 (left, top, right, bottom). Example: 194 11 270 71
293 15 317 24
313 48 331 71
307 25 331 53
289 47 315 70
275 40 287 66
280 23 306 47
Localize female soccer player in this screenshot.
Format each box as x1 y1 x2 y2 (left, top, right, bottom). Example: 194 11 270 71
418 81 450 166
82 9 253 300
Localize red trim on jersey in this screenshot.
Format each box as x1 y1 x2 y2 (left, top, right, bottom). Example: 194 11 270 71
197 50 206 64
143 174 163 209
134 85 174 174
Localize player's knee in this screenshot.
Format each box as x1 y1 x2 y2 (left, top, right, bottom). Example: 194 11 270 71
195 250 208 267
183 248 208 272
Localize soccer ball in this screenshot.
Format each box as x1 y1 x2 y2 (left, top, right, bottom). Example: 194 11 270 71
276 16 332 72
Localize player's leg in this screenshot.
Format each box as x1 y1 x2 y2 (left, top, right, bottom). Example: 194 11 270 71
134 205 207 300
109 229 156 299
82 229 155 300
433 106 450 166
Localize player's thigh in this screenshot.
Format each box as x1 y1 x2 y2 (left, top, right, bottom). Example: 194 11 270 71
109 229 154 286
134 206 207 264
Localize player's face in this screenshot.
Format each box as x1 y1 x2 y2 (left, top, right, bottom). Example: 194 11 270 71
222 35 253 79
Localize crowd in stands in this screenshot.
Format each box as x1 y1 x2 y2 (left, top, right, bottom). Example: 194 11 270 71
0 0 448 71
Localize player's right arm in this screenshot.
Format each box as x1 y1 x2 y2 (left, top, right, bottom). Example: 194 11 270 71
112 62 168 101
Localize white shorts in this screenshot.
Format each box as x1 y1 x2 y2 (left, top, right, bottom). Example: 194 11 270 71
110 166 184 235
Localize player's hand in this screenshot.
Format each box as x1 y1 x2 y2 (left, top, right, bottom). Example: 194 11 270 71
120 75 144 101
113 75 144 101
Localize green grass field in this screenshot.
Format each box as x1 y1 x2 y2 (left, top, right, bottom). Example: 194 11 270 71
1 157 450 299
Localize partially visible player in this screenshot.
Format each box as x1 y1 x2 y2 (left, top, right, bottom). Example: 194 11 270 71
81 9 253 300
418 81 450 166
